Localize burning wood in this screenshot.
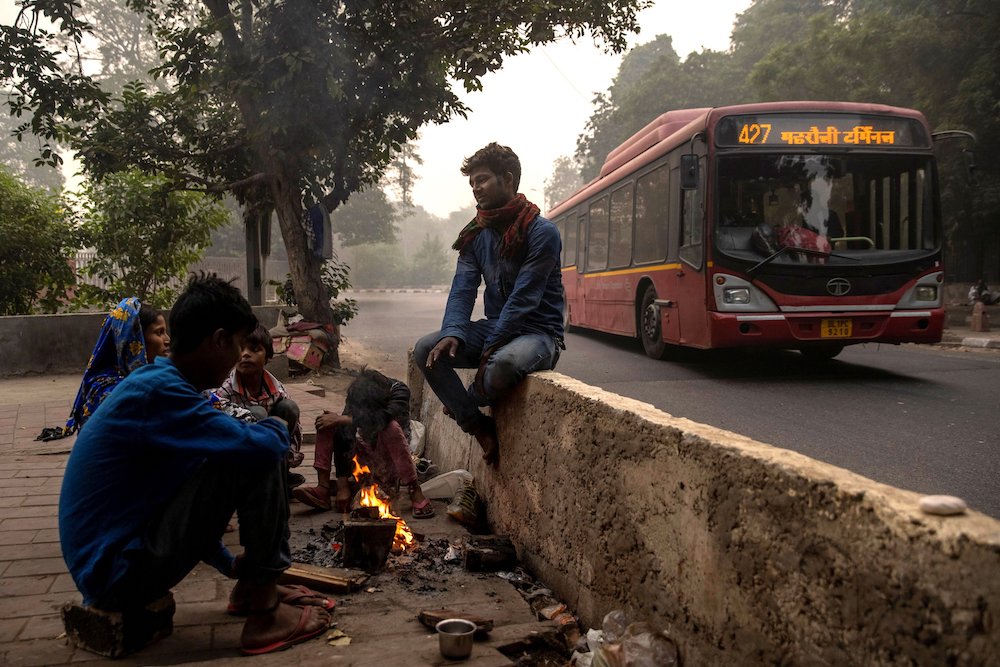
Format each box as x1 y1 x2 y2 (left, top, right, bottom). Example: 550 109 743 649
351 455 415 552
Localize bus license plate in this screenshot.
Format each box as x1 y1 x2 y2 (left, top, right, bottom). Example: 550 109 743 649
821 318 852 338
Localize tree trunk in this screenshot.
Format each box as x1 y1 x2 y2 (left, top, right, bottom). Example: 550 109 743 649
243 206 267 306
271 177 341 367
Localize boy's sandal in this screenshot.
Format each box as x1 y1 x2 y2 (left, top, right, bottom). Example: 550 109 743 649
412 498 435 519
239 604 330 656
292 485 331 511
228 584 335 616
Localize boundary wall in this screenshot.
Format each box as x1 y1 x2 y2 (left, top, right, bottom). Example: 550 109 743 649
0 306 284 377
408 361 999 666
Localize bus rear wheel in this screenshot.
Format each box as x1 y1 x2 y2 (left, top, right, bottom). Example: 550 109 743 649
799 344 845 361
639 285 669 360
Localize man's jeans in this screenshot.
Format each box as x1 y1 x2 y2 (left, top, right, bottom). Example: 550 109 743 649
414 322 560 433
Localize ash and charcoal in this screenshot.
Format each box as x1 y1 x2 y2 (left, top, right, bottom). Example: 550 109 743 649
292 521 346 569
291 520 466 594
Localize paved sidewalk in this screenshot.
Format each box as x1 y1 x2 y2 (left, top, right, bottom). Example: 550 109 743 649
939 325 1000 349
0 374 544 666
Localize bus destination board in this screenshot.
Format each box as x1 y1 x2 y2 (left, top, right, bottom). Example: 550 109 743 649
715 114 929 148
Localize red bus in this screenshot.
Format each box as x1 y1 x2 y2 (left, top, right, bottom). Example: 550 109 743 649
550 101 945 360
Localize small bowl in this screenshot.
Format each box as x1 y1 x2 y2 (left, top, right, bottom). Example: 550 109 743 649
436 618 476 660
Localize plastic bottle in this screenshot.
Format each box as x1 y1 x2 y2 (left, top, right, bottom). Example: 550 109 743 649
601 609 628 645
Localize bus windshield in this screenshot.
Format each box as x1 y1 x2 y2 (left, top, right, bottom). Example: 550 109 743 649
714 153 939 266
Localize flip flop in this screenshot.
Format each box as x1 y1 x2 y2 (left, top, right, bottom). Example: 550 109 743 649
228 584 336 616
239 604 330 656
281 585 336 612
412 498 435 519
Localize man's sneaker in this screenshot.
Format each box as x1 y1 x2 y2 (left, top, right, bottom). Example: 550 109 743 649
446 482 479 525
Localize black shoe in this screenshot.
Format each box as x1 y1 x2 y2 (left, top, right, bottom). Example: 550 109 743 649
287 472 307 489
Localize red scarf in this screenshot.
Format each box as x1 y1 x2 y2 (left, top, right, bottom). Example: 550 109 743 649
452 193 540 258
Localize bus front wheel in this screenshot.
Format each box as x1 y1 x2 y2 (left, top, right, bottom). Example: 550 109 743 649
639 285 669 360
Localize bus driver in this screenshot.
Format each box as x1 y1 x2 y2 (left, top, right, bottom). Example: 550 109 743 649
413 142 565 467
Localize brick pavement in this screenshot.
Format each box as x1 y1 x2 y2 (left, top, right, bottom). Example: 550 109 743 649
0 376 541 666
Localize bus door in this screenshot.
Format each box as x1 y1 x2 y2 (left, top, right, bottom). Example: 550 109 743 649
633 164 679 344
560 214 583 327
675 155 710 346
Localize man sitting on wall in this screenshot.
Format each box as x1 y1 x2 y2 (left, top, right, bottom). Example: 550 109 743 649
413 142 565 466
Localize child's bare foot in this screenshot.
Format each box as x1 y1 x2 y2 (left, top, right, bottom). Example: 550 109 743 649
240 601 330 655
334 476 353 512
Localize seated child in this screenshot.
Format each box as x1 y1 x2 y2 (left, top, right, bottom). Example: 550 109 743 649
214 324 305 486
294 369 433 519
59 274 332 656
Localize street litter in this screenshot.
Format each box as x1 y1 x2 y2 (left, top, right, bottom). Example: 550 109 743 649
569 609 679 667
420 468 473 499
326 628 352 647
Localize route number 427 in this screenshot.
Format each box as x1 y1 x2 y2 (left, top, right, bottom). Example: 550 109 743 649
738 123 772 144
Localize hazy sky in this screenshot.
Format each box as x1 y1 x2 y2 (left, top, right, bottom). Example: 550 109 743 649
414 1 752 217
1 0 751 217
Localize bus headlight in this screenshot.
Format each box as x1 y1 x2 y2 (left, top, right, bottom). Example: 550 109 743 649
897 272 943 309
713 275 778 312
723 287 751 304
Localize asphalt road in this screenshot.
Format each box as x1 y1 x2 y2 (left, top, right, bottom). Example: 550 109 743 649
343 290 1000 518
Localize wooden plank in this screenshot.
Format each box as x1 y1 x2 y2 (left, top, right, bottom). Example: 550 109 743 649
279 562 369 593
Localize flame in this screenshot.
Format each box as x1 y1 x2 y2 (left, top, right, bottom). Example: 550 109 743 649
351 456 415 552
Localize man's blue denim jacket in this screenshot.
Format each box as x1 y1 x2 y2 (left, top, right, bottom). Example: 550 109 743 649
439 215 565 351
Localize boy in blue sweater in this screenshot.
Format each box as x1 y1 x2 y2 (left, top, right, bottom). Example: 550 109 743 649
59 274 331 655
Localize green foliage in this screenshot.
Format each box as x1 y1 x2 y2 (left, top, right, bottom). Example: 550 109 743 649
73 169 229 308
346 244 409 289
410 234 452 287
0 167 79 315
270 256 359 326
2 0 651 327
331 186 399 248
575 34 753 179
0 114 65 192
544 155 584 210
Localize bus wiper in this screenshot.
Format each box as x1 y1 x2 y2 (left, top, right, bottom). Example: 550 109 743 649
747 246 859 279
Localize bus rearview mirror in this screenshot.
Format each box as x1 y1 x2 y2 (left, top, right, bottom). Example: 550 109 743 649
680 154 699 190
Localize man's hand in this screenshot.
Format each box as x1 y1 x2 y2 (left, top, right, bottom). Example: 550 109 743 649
315 411 350 431
426 336 460 368
473 345 499 396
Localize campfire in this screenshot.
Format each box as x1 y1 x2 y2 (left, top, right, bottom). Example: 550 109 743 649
351 455 415 552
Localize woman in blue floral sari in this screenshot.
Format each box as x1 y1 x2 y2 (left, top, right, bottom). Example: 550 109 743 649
37 297 170 440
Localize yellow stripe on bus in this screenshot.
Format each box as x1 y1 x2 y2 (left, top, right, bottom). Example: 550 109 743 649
560 263 682 278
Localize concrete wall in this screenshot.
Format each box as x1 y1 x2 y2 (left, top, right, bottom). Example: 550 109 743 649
0 306 285 377
408 362 1000 666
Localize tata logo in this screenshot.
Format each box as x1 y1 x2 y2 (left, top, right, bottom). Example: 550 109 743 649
827 278 851 296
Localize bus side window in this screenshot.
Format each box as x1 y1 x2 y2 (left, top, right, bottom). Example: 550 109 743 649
564 215 578 268
634 165 670 264
587 196 609 272
576 214 585 273
679 157 705 268
609 183 634 268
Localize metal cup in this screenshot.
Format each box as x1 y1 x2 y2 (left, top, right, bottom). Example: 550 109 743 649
436 618 476 660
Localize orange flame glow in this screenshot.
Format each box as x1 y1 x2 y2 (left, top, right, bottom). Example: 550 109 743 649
351 456 415 552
